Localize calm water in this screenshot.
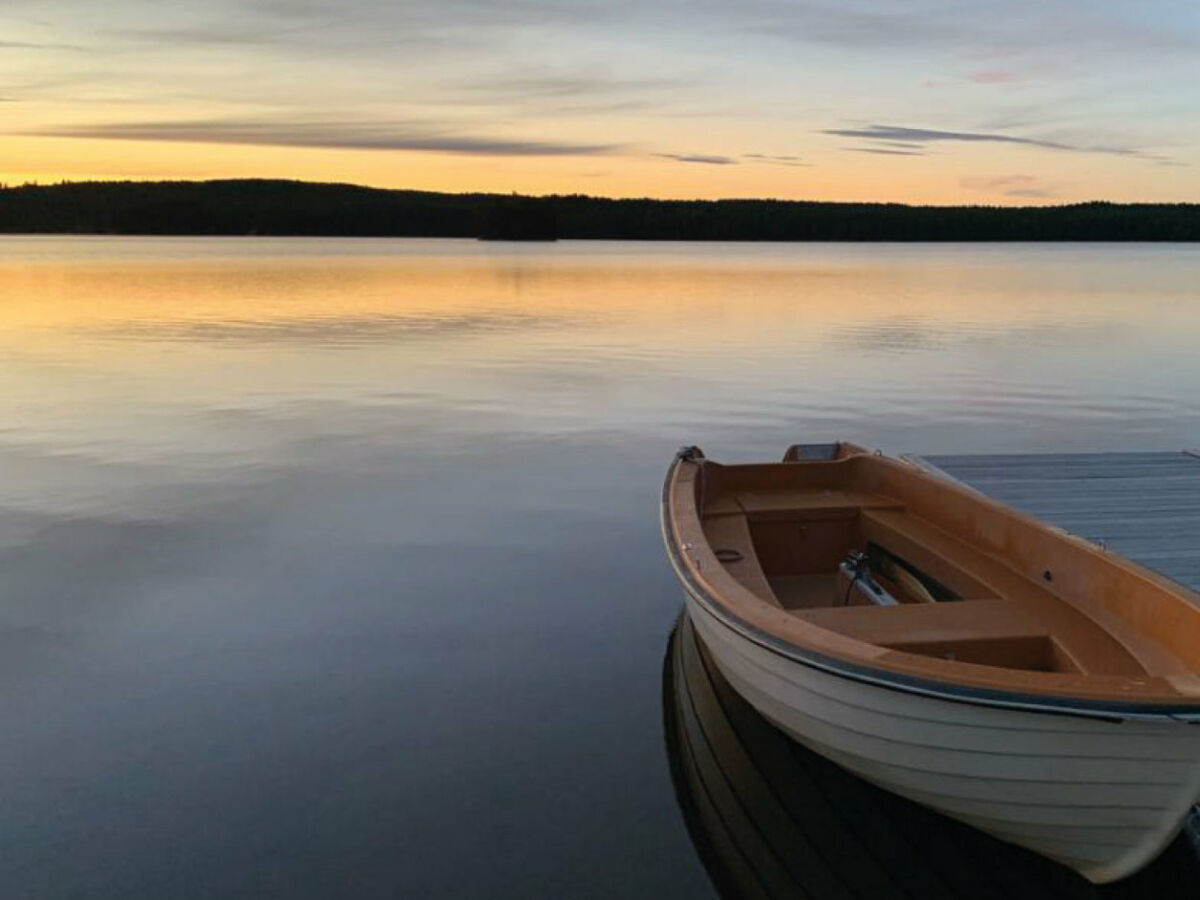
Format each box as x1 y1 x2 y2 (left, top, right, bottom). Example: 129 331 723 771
0 237 1198 898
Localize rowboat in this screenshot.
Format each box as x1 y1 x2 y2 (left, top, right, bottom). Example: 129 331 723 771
661 442 1200 883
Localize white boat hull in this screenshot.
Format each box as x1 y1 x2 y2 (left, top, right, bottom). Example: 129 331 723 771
686 592 1200 884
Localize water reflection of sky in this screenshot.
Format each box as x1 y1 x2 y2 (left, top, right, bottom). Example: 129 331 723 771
0 238 1198 896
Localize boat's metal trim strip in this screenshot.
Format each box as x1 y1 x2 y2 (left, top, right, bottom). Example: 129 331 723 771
661 458 1200 725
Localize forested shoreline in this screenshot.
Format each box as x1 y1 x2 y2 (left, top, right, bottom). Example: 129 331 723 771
1 179 1197 241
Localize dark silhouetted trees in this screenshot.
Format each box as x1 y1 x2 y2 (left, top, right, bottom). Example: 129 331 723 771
1 179 1197 241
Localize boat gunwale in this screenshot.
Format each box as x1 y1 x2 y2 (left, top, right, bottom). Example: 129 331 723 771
662 452 1200 723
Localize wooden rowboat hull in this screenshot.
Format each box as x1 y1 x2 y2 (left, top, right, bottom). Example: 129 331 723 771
682 588 1200 883
664 611 1200 897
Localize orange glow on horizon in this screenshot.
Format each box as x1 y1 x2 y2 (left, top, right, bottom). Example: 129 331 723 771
1 135 1191 207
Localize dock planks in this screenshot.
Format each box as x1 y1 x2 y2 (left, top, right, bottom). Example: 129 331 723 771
919 452 1200 594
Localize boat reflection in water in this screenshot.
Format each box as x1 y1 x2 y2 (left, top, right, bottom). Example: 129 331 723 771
663 613 1200 900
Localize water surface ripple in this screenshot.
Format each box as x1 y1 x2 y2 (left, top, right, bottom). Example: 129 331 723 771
0 237 1198 897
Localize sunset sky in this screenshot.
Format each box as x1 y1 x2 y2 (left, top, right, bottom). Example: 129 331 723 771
2 0 1197 204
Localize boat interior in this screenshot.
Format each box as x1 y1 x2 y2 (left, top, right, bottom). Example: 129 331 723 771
682 443 1200 691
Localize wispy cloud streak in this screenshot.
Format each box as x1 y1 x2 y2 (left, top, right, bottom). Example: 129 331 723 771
846 147 926 156
966 69 1021 84
654 153 737 165
826 124 1169 161
745 153 809 166
28 117 622 156
961 173 1055 197
0 39 84 50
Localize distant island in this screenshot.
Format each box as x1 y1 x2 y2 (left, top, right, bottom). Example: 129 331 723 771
1 179 1198 241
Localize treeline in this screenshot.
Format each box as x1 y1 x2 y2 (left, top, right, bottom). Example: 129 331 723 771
1 179 1198 241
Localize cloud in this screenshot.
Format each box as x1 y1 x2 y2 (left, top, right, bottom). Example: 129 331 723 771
654 151 810 167
436 68 704 119
847 147 926 156
960 174 1056 198
737 0 1195 60
0 39 83 50
654 153 737 165
93 0 1195 67
28 117 622 157
451 71 683 101
966 69 1021 84
112 25 283 46
824 124 1163 160
744 153 809 166
960 174 1039 190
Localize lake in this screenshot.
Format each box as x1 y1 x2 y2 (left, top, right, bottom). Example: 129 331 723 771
0 237 1198 897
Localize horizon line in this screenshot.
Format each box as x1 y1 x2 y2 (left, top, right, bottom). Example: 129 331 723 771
2 177 1198 210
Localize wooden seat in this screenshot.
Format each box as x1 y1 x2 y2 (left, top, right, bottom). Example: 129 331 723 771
704 489 904 520
701 514 781 607
793 600 1065 672
860 509 1170 676
794 598 1039 641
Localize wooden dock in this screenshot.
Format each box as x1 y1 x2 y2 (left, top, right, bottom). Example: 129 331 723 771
914 451 1200 593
